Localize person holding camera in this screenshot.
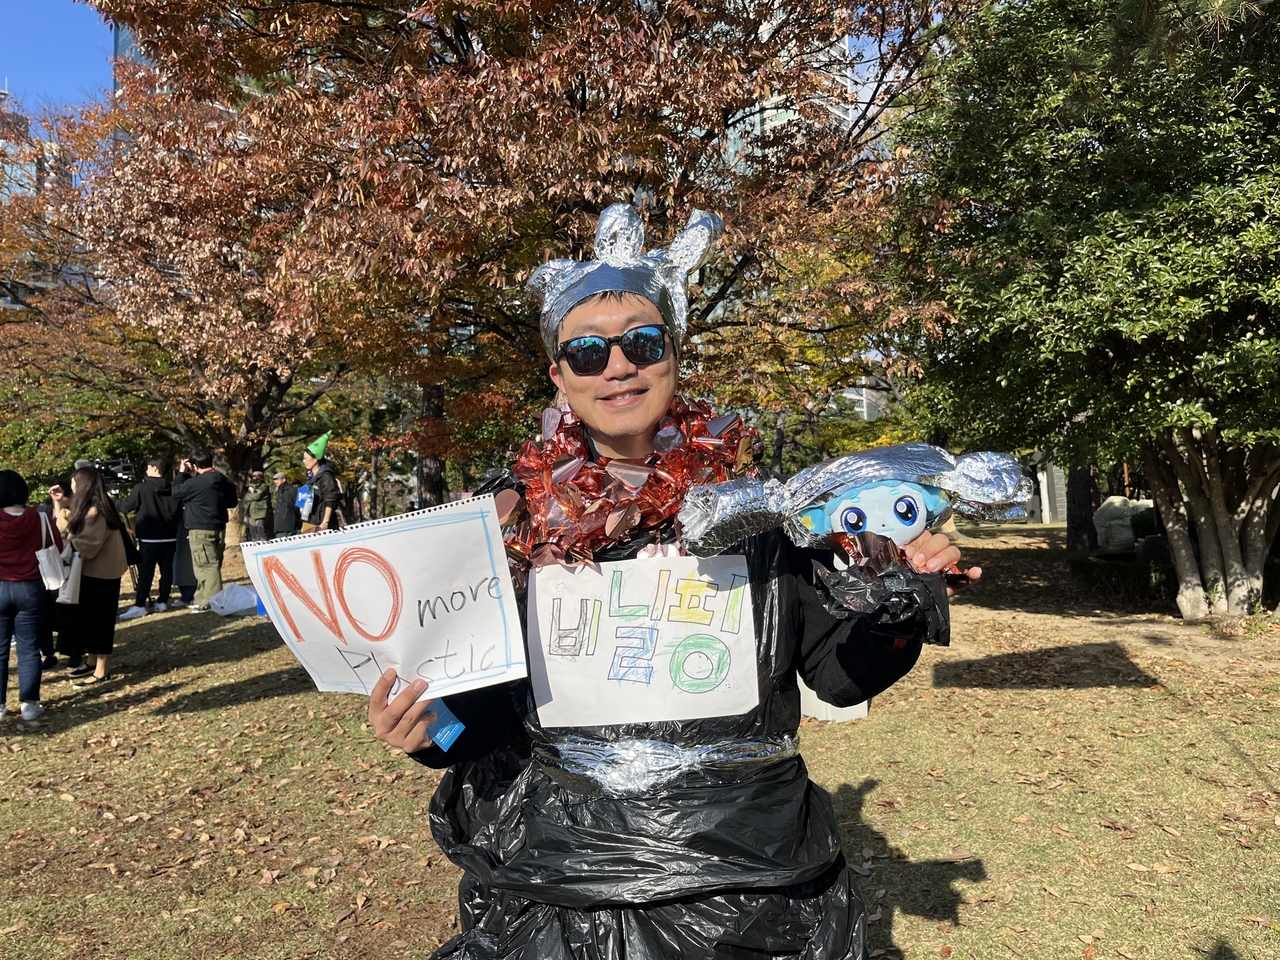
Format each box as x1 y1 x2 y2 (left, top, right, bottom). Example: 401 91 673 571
171 450 238 612
51 467 128 685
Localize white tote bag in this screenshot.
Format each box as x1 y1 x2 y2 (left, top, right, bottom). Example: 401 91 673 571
56 544 82 605
35 511 65 590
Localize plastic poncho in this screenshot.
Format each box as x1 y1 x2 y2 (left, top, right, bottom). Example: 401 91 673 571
415 490 948 960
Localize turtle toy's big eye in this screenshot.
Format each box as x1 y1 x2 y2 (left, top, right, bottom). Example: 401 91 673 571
840 507 867 534
894 496 919 525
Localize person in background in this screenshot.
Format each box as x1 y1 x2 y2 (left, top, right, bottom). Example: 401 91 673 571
35 496 62 669
171 449 238 612
51 467 127 686
302 432 343 531
115 457 180 620
242 470 271 541
0 469 61 720
171 501 198 608
272 472 300 538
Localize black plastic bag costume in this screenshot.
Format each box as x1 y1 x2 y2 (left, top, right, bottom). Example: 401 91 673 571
412 492 948 959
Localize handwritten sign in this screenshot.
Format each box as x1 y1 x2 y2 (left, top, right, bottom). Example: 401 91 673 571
527 555 759 728
241 497 526 709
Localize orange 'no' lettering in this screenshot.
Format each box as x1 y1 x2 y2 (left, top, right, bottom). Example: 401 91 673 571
334 548 403 641
263 551 345 643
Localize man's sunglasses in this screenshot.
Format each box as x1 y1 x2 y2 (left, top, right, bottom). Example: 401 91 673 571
555 324 670 377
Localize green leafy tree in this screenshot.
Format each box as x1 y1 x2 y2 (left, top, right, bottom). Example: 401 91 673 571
890 0 1280 619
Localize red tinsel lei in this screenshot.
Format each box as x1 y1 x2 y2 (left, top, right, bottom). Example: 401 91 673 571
500 396 763 568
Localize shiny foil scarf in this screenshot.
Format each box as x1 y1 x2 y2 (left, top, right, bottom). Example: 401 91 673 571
500 397 762 568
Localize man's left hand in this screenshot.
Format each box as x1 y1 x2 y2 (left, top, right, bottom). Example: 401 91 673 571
903 530 981 597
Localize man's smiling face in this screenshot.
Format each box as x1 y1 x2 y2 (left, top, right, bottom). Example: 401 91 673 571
548 293 677 461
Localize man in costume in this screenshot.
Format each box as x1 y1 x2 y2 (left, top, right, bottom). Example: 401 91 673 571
369 205 977 959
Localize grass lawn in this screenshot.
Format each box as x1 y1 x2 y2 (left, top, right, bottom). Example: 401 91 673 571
2 525 1278 959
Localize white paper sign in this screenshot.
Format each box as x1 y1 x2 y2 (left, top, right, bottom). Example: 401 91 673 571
527 555 759 728
242 497 526 701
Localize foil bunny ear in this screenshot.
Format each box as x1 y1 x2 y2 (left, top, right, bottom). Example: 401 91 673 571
593 204 646 265
664 209 724 274
526 203 725 361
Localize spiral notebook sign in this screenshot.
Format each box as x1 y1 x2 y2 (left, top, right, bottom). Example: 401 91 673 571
241 496 526 702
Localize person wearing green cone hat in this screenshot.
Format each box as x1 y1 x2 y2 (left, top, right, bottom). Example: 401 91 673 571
301 431 344 531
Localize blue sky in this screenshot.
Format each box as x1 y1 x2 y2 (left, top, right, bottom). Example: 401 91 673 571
0 0 115 110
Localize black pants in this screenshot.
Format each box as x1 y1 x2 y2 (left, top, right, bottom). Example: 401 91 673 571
57 575 121 662
38 589 57 658
134 540 176 606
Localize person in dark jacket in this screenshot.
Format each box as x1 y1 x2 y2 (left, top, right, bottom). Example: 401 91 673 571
366 206 980 960
115 457 180 619
301 432 343 531
241 470 271 541
271 472 300 538
171 449 238 611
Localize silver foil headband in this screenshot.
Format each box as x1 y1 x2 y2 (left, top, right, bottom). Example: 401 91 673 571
526 204 724 361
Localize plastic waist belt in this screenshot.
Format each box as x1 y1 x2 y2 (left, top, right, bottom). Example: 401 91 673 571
534 734 799 798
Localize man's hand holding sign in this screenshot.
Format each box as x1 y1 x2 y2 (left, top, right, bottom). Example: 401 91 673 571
368 671 436 753
241 496 525 752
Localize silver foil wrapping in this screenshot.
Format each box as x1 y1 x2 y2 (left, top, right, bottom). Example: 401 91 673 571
526 204 724 360
534 734 799 798
678 476 791 556
682 442 1033 552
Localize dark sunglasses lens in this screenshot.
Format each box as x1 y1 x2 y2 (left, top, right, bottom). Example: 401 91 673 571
563 337 610 376
621 326 667 365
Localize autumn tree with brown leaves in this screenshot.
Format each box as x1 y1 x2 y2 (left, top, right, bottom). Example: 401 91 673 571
83 0 963 495
0 71 426 488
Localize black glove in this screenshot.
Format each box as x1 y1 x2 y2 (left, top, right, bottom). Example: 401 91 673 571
811 559 951 647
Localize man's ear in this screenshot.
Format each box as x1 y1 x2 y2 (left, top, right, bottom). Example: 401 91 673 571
548 360 565 394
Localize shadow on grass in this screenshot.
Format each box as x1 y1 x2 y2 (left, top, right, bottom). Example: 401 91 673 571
1203 942 1243 960
30 610 295 734
155 665 313 714
932 641 1160 689
832 780 988 956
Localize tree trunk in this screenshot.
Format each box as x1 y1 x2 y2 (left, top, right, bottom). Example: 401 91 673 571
1197 431 1253 613
1160 436 1228 614
214 441 260 551
769 410 786 480
1066 466 1097 552
416 381 448 507
1142 443 1208 621
369 447 379 520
